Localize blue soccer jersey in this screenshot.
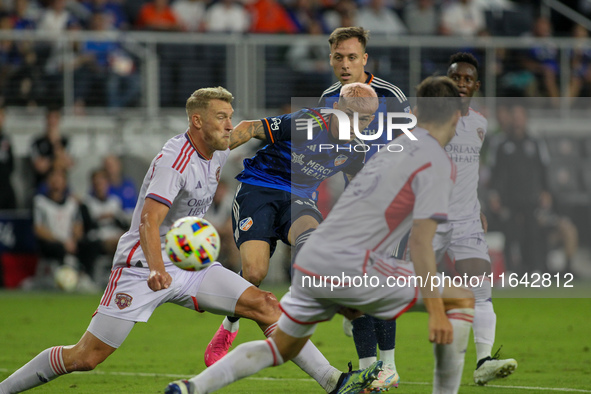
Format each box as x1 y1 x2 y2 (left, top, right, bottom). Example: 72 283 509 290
320 72 411 160
236 108 365 199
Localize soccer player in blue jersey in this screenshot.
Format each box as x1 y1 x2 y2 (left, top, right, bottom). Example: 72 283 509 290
320 26 410 391
204 82 379 366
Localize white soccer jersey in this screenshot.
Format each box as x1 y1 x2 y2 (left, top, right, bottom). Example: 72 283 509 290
295 128 456 276
112 131 229 269
33 194 80 242
444 108 487 222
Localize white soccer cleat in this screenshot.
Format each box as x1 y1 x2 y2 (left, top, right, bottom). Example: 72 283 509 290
343 316 353 337
473 357 517 385
360 364 399 392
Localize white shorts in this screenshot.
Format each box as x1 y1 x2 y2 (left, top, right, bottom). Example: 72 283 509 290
433 218 490 264
280 250 419 338
95 262 253 323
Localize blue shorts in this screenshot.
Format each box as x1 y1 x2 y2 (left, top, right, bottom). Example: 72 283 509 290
231 182 323 255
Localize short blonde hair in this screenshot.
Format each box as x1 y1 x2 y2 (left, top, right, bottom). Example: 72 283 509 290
338 82 379 114
186 86 234 118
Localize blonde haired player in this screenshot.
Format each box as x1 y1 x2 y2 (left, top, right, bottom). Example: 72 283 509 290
0 87 366 394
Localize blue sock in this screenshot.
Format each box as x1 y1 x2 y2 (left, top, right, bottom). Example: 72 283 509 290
375 318 396 353
352 315 377 359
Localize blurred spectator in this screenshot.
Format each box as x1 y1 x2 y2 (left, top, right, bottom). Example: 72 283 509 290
74 11 140 111
11 0 40 30
0 105 16 210
204 0 250 33
81 0 130 30
489 105 550 274
440 0 486 36
32 168 83 269
355 0 407 36
204 179 240 271
5 40 43 107
322 0 357 31
135 0 183 31
286 20 332 96
569 24 591 106
287 0 326 34
520 16 560 100
404 0 438 36
36 0 72 36
172 0 208 32
247 0 298 34
30 106 74 191
83 168 127 257
536 190 579 273
102 154 138 217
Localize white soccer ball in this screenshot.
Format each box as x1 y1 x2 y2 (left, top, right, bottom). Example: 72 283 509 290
54 265 79 292
165 217 220 271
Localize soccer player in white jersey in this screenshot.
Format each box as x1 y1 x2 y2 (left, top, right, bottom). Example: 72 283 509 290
166 76 475 394
0 88 365 394
438 52 517 385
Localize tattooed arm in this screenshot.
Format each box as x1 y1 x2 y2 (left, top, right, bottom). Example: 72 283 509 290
229 120 267 150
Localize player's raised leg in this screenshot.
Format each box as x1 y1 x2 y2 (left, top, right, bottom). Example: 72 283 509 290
196 264 350 393
0 314 131 394
204 240 271 366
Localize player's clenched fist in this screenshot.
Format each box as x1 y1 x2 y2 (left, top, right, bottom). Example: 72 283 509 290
148 269 172 291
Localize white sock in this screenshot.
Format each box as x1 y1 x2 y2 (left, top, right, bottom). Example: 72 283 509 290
433 308 474 394
263 322 341 393
0 346 68 393
471 277 496 361
359 356 377 369
379 348 396 371
191 338 284 394
222 316 240 333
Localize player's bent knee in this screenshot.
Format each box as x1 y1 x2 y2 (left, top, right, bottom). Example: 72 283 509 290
443 286 475 310
236 288 280 324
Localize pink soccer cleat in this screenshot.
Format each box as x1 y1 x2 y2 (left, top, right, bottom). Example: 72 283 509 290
204 323 238 366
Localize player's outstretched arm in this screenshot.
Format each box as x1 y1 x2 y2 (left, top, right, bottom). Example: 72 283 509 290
409 218 453 345
139 198 173 291
229 120 266 150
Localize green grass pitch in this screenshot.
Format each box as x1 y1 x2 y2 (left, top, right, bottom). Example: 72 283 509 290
1 286 590 393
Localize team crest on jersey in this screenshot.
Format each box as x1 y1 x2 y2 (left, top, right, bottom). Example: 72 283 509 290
334 154 348 166
115 293 133 310
215 166 221 182
477 128 485 142
239 217 253 231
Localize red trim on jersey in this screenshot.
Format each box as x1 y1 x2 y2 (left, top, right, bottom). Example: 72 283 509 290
372 163 432 251
187 131 212 160
179 150 195 173
172 141 190 169
447 312 474 323
126 241 141 267
191 296 204 313
365 72 374 85
146 193 173 207
392 286 418 320
469 107 484 117
265 339 279 366
100 267 124 307
279 303 331 325
263 118 275 143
